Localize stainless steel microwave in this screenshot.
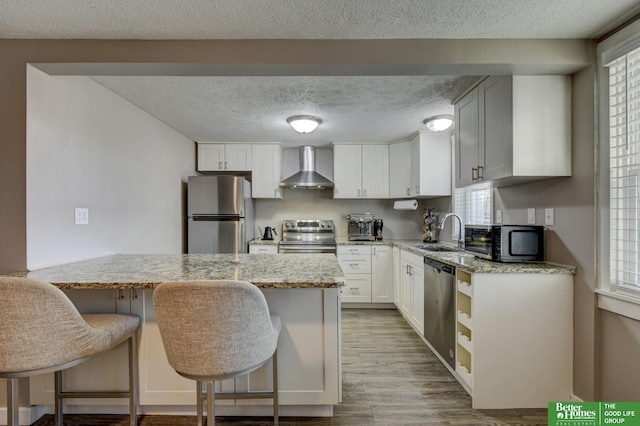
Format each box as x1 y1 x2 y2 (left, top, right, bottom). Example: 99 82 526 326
464 225 544 262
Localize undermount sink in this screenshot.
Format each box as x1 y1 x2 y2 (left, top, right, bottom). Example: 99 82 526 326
415 245 458 252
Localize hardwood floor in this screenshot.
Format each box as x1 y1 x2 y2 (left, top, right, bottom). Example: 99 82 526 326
32 309 547 425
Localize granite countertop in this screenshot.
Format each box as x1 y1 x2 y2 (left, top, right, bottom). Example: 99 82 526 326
249 238 280 245
337 238 576 275
9 254 346 290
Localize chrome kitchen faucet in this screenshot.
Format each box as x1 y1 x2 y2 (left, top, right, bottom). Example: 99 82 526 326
437 213 464 249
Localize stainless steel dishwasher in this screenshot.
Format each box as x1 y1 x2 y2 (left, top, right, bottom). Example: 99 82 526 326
423 257 456 368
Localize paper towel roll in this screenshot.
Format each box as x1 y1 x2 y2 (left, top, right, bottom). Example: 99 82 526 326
393 199 418 210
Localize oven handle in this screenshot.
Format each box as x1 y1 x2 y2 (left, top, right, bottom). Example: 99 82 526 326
278 245 337 254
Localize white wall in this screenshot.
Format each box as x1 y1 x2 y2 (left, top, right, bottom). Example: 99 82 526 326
26 65 195 269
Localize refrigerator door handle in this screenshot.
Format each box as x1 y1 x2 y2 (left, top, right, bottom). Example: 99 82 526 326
191 214 241 221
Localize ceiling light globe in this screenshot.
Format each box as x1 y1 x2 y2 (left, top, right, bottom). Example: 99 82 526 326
287 115 322 134
423 115 454 132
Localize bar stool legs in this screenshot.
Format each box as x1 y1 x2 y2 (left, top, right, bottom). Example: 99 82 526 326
6 378 19 426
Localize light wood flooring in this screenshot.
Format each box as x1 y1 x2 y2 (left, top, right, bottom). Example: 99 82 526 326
32 309 547 425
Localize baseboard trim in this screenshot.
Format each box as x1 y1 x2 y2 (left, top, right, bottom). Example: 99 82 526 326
0 405 48 426
571 395 584 402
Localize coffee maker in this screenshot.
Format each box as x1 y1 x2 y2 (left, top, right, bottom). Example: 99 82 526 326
347 213 375 241
373 219 383 240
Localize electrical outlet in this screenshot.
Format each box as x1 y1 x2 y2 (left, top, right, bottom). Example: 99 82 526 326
75 208 89 225
495 209 502 224
527 208 536 224
545 208 555 226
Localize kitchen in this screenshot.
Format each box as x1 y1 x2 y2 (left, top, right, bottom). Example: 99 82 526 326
2 1 640 424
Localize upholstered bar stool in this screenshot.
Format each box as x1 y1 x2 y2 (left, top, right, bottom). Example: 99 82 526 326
0 277 140 426
153 280 281 426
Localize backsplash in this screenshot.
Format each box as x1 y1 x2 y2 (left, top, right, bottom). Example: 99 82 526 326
254 190 433 240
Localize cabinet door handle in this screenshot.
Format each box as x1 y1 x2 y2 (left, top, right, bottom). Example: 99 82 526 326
350 263 359 269
406 188 410 196
224 161 228 169
363 189 367 197
219 161 223 169
131 289 138 300
373 247 376 255
478 165 484 180
472 167 478 181
118 289 126 300
357 189 361 197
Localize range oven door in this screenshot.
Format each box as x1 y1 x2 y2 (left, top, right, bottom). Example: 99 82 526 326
278 244 337 254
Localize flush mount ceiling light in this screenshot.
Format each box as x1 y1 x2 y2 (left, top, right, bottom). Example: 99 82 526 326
423 115 454 132
287 115 322 134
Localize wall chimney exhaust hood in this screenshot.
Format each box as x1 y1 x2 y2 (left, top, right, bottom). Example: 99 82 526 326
279 146 334 189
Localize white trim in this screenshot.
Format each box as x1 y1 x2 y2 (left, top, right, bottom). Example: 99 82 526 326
600 19 640 65
596 289 640 321
596 19 640 296
0 405 48 426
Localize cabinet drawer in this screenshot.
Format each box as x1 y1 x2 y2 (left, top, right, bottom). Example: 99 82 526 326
248 245 279 254
341 274 372 303
337 256 371 273
337 245 372 255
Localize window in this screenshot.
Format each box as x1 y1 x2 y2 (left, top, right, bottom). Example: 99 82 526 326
607 46 640 295
453 185 493 237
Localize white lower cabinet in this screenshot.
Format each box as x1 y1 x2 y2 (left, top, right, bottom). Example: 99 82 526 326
392 246 402 308
337 245 372 303
338 244 393 304
454 269 573 409
398 249 424 336
248 244 279 254
371 245 393 303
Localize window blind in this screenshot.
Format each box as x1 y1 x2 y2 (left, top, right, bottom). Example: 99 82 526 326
453 186 492 237
609 46 640 295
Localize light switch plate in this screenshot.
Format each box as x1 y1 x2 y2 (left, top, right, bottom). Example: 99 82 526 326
75 208 89 225
545 208 555 226
527 208 536 224
495 209 502 224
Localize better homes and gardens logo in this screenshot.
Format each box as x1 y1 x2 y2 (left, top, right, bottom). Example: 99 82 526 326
549 402 639 426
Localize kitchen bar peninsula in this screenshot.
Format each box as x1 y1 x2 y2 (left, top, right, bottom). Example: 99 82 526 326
14 254 345 419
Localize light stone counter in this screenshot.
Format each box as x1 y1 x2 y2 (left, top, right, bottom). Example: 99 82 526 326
10 253 346 289
336 238 576 275
19 253 345 417
248 238 280 246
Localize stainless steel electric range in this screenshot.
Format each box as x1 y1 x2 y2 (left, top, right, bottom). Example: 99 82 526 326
278 219 337 254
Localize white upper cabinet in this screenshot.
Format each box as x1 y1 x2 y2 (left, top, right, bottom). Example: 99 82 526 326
333 144 389 199
251 144 283 199
197 143 252 171
410 131 451 197
389 140 413 198
389 132 452 198
454 75 572 188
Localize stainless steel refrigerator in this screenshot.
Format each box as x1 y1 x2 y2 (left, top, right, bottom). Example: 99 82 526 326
187 175 254 254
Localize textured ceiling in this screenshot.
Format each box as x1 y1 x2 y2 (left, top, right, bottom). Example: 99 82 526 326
8 0 640 146
2 0 639 39
92 75 479 146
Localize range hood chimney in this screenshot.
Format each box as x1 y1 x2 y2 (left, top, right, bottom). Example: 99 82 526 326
279 146 334 189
